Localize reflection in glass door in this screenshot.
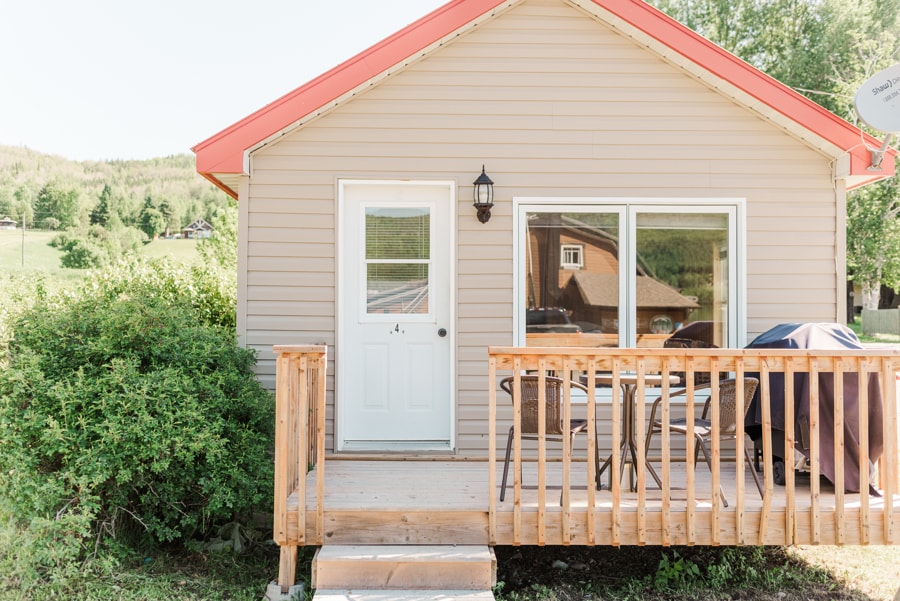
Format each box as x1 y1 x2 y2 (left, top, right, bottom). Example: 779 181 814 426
523 210 622 348
520 203 737 349
633 211 730 348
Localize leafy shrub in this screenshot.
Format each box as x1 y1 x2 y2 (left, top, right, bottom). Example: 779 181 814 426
84 256 236 330
0 259 271 576
50 225 150 269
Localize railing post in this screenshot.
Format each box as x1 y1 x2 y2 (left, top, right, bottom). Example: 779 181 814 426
272 345 327 593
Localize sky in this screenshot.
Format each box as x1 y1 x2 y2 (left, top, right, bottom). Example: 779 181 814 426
0 0 448 162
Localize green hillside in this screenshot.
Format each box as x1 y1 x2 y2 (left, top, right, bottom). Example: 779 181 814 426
0 145 225 273
0 144 229 232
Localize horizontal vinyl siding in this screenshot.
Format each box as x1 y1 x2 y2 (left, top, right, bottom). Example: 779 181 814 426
242 0 839 455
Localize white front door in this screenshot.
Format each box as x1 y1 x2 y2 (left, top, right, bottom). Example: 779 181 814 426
338 181 454 452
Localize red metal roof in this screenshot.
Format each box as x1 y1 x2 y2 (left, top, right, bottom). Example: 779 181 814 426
193 0 894 195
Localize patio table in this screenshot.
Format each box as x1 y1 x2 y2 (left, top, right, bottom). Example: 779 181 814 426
584 372 680 491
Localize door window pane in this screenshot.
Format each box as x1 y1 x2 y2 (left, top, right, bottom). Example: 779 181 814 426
365 208 430 315
635 212 729 348
525 211 620 347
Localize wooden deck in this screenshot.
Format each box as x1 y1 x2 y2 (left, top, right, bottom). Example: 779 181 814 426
290 459 900 547
270 345 900 592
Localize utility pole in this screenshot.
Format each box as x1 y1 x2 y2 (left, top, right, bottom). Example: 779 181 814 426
21 218 25 268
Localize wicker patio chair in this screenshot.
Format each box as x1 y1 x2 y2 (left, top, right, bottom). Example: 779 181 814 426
663 337 717 386
499 375 599 502
644 377 763 507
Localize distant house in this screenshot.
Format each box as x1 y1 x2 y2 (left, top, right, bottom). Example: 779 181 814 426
0 217 17 230
182 218 213 239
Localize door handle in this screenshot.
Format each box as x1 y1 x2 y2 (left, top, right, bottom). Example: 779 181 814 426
438 328 447 337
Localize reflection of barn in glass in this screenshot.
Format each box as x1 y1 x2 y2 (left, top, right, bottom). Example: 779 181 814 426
560 272 699 334
744 323 884 493
525 213 699 335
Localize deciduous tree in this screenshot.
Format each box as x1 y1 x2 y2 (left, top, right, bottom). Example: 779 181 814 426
650 0 900 308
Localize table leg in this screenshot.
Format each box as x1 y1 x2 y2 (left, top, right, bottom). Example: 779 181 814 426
597 384 630 488
623 384 662 492
622 385 636 491
597 381 664 492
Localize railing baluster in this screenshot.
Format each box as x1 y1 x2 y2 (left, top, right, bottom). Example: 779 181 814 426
809 358 821 544
735 358 746 545
710 360 721 545
635 358 647 545
315 352 326 544
561 358 572 545
586 358 598 545
513 359 523 545
857 357 870 545
297 355 309 544
883 361 897 544
488 355 497 545
685 357 696 544
611 359 622 546
537 360 547 546
661 357 671 546
784 357 796 546
834 367 845 545
758 359 773 545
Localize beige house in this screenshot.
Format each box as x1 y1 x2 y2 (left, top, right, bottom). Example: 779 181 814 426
193 0 894 458
182 218 214 239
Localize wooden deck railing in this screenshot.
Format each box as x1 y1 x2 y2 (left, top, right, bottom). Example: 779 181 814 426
488 347 900 546
272 345 327 593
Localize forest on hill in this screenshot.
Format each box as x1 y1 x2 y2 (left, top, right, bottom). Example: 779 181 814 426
0 145 232 267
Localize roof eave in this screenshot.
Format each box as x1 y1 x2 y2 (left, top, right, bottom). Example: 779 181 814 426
192 0 517 187
579 0 895 183
194 0 896 196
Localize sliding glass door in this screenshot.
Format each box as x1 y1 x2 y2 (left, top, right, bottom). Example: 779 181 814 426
517 201 740 348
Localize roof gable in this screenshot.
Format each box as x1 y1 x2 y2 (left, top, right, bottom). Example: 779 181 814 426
194 0 894 197
184 218 213 231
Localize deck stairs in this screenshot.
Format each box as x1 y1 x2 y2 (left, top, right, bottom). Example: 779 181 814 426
311 545 496 601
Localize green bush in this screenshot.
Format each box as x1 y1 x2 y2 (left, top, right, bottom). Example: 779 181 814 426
84 256 236 330
0 260 271 578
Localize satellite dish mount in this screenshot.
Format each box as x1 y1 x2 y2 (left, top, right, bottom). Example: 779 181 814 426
854 64 900 171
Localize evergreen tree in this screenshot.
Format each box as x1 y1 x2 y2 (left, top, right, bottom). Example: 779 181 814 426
90 183 113 226
139 195 167 239
34 183 84 230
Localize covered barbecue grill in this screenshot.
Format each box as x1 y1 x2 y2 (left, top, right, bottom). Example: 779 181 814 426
743 323 884 493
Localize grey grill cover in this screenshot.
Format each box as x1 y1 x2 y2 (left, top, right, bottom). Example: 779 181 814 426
744 323 884 493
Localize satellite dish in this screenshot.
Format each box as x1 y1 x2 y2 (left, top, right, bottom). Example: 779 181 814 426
854 63 900 133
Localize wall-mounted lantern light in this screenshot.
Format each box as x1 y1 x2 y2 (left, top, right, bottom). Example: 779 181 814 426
472 166 494 224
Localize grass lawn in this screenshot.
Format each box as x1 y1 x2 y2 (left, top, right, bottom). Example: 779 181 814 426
848 317 900 345
789 545 900 600
0 229 199 277
3 532 897 601
140 237 200 263
0 229 68 276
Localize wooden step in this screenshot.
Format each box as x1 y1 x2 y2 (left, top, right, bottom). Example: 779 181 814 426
312 545 496 591
313 591 495 601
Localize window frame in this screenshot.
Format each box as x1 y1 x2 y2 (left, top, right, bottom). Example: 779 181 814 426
560 243 585 270
514 197 746 348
